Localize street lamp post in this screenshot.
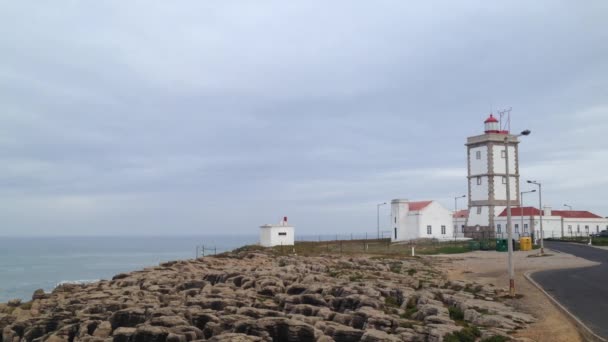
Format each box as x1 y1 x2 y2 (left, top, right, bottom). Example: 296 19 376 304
505 129 530 297
527 180 544 255
454 195 466 213
564 204 572 211
377 202 387 239
454 195 466 239
521 190 536 237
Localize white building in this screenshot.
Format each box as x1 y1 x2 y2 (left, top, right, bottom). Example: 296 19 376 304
495 206 608 240
465 114 521 238
259 217 295 247
453 210 468 238
391 199 454 242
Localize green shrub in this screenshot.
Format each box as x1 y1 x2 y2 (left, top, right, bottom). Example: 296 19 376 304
389 263 402 273
443 326 482 342
449 306 465 321
407 268 417 276
481 336 509 342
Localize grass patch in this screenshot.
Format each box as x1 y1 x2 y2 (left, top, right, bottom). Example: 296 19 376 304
449 306 464 321
384 296 400 308
389 263 402 273
349 273 364 282
418 246 470 255
443 326 482 342
481 336 509 342
407 268 417 276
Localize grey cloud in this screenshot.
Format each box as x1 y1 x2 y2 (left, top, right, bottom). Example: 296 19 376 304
0 1 607 235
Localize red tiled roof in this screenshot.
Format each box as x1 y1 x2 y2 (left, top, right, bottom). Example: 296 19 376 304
453 209 469 218
551 210 603 219
408 201 433 211
498 207 603 219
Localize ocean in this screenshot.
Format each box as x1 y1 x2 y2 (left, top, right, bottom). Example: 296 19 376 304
0 235 257 303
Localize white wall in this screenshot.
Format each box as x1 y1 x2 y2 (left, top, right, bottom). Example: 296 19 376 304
453 217 467 238
492 145 517 174
391 201 453 241
470 177 489 201
467 206 491 227
492 176 518 201
494 216 608 240
260 226 295 247
469 146 488 175
417 202 454 240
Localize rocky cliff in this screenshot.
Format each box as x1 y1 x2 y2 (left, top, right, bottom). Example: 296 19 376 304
0 248 535 342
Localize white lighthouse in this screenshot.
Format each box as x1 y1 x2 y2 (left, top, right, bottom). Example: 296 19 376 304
464 114 521 238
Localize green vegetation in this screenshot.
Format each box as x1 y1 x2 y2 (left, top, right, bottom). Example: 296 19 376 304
389 262 402 273
417 245 470 255
246 238 473 257
349 273 364 282
448 306 465 321
401 296 418 319
481 336 510 342
407 268 418 276
384 295 400 308
443 326 482 342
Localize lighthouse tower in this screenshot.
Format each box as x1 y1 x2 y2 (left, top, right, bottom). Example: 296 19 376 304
464 114 521 238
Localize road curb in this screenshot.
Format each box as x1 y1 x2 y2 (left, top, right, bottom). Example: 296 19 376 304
524 269 606 342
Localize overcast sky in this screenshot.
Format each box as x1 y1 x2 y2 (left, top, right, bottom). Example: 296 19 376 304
1 1 607 236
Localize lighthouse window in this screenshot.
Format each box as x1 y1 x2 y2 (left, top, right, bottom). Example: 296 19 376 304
476 177 482 185
476 151 481 160
278 232 287 236
476 206 482 214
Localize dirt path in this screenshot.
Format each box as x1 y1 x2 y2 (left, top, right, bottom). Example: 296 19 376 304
431 249 598 342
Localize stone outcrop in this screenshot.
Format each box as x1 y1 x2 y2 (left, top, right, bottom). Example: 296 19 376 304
0 248 535 341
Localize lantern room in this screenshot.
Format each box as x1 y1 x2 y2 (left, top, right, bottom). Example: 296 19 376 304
484 114 504 134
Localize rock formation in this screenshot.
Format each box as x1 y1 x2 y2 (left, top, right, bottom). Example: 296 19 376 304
0 247 535 341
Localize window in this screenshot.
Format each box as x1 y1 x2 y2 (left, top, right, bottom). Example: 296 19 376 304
497 224 502 234
461 225 465 233
514 224 519 233
441 225 446 235
501 150 506 158
502 176 507 184
394 228 397 240
394 217 396 224
597 225 600 233
524 223 529 232
476 151 481 160
278 232 287 236
427 225 432 235
577 225 580 233
568 225 572 234
477 207 482 214
476 177 482 185
585 226 589 233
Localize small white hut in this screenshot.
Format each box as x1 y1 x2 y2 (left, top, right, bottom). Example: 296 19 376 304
260 216 295 247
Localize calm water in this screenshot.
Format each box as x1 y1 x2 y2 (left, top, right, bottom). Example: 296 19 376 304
0 235 257 303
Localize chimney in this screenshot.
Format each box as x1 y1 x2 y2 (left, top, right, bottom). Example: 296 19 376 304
543 206 552 216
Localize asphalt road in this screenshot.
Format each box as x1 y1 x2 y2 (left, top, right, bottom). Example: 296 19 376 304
532 241 608 339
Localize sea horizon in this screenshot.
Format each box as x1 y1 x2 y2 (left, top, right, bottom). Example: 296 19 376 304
0 235 259 303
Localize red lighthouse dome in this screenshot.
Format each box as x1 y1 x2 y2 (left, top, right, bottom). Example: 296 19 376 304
484 114 503 134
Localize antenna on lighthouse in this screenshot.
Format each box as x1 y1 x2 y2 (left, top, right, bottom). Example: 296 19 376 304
497 107 512 133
